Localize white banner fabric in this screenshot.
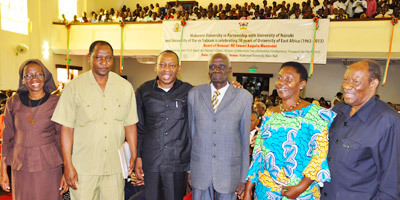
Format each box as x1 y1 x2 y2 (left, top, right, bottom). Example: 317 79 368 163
162 19 329 64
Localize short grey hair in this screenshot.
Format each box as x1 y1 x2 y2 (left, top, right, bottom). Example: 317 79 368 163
359 59 382 83
208 53 231 66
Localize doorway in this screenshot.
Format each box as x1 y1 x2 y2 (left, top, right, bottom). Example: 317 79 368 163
233 73 273 97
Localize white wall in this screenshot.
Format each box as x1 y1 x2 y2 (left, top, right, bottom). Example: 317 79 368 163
0 0 59 90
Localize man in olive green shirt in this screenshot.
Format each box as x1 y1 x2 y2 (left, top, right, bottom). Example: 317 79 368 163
52 40 138 200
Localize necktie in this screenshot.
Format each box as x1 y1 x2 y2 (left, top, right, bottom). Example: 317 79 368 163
212 91 220 113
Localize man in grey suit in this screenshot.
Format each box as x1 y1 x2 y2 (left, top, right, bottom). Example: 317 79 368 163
188 53 252 200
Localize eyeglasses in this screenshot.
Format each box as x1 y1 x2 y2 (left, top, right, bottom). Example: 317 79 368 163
158 63 177 70
24 73 44 80
209 64 228 71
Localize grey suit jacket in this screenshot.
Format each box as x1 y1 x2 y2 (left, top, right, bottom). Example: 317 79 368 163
188 83 252 194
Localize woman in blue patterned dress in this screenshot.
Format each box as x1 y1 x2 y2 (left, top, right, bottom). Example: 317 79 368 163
243 62 336 200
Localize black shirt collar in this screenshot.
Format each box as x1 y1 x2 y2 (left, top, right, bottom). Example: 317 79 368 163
152 77 182 92
340 96 377 123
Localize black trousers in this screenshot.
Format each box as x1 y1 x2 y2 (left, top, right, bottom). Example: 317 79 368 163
143 171 187 200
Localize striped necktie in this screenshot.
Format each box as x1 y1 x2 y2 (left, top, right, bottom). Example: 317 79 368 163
212 91 221 113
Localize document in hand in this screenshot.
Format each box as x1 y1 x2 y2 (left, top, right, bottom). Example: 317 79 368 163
118 142 131 179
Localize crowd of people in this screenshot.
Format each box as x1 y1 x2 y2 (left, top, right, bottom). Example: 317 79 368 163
61 0 400 24
0 40 399 200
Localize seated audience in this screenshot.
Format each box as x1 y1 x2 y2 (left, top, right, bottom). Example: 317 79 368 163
59 0 400 23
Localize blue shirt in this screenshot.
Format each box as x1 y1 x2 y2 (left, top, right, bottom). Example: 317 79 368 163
322 97 400 200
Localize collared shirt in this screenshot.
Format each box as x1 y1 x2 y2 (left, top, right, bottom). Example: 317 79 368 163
333 1 348 11
136 78 193 172
322 97 400 200
52 70 138 175
210 82 230 108
352 0 367 13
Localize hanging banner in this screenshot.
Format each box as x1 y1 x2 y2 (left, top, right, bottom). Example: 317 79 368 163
162 19 330 64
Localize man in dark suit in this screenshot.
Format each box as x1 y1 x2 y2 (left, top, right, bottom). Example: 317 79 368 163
135 50 192 200
188 53 252 200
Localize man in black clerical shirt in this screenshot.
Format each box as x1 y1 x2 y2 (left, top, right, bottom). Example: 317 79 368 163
135 50 192 200
322 60 400 200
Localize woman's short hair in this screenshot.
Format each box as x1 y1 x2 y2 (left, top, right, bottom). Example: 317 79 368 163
280 61 308 82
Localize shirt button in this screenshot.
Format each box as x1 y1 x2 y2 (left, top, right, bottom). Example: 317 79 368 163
104 108 107 111
166 104 169 107
166 117 169 121
213 131 216 134
213 143 216 146
328 157 331 161
165 132 168 135
104 149 107 152
324 192 327 197
335 139 339 144
213 118 217 122
212 155 216 158
103 95 105 97
104 136 107 139
104 122 107 125
164 145 168 148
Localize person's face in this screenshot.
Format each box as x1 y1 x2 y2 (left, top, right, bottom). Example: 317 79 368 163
89 44 113 77
275 66 306 100
155 53 180 88
342 62 378 108
23 63 45 93
250 113 259 130
208 56 231 86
